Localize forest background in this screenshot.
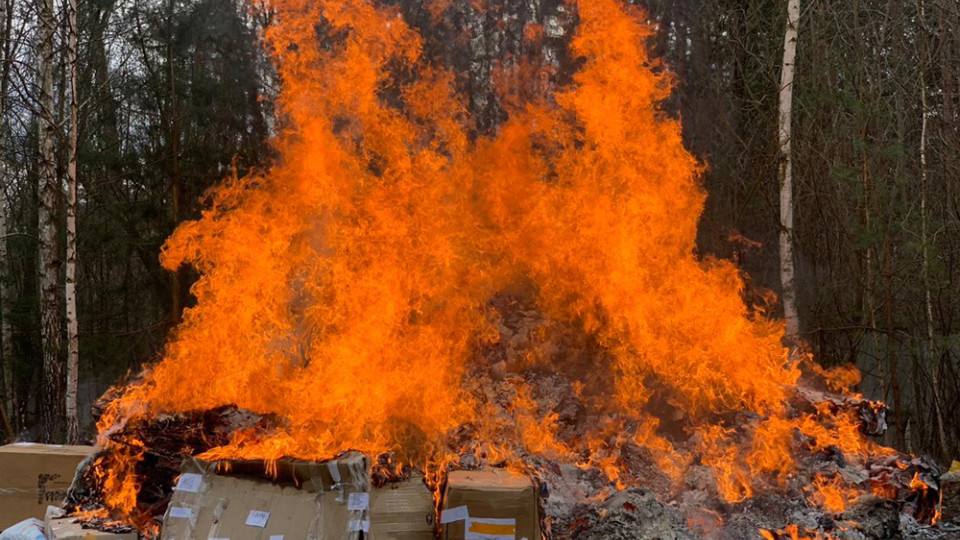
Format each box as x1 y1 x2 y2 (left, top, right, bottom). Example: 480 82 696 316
0 0 957 464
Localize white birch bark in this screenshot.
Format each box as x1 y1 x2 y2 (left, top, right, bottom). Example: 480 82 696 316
778 0 801 344
65 0 80 443
37 0 63 441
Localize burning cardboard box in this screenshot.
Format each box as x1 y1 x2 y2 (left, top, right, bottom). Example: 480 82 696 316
162 453 370 540
440 470 539 540
160 452 438 540
0 444 96 530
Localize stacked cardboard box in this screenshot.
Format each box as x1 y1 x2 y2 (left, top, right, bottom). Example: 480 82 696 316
160 454 539 540
369 474 435 539
0 444 96 530
161 453 437 540
45 517 136 540
440 470 539 540
162 453 369 540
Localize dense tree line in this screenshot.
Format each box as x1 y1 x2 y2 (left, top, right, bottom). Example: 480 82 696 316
0 0 957 465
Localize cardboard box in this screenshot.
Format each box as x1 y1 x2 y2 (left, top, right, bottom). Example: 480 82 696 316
224 452 370 493
44 517 136 540
162 456 371 540
440 470 539 540
369 474 435 540
0 444 96 530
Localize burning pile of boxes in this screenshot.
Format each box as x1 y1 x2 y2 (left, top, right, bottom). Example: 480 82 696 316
0 443 541 540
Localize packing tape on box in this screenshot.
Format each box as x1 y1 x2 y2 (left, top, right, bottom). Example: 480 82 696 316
327 461 341 484
205 498 230 540
0 488 39 495
345 457 369 491
164 460 213 540
347 520 370 533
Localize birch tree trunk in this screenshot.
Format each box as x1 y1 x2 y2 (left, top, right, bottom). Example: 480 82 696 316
37 0 64 442
65 0 80 443
778 0 800 344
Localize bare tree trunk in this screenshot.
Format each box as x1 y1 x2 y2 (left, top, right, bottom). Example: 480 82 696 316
778 0 800 344
0 151 10 436
65 0 79 444
167 0 184 326
862 141 884 396
917 0 949 459
37 0 64 442
0 0 14 435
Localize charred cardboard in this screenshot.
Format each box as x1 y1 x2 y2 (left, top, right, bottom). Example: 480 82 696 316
222 452 370 493
161 456 370 540
0 444 96 530
440 470 539 540
369 474 435 540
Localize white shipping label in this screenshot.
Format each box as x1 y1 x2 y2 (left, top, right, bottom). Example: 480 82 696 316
347 492 369 511
440 505 469 524
168 507 192 519
174 473 203 493
327 461 342 483
245 510 270 528
464 517 517 540
348 520 370 533
269 536 284 540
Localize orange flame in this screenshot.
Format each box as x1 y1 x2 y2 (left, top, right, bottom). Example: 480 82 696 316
761 525 838 540
93 0 890 520
806 473 858 514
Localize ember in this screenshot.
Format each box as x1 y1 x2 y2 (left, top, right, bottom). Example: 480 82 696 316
49 0 957 536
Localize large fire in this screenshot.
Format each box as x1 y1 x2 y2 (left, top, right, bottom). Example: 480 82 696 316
90 0 908 530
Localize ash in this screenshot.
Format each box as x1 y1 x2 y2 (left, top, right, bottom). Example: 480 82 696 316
464 294 955 539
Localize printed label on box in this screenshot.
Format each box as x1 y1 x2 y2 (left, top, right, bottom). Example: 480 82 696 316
169 507 192 519
245 510 270 528
440 505 469 524
347 492 369 511
174 473 203 493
